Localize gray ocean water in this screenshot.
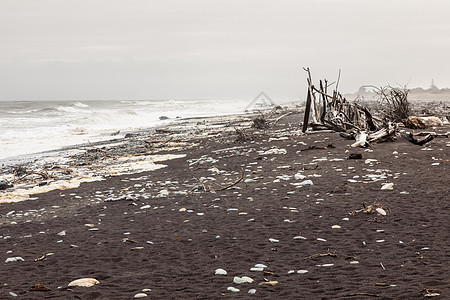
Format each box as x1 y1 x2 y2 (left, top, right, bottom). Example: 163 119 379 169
0 99 249 162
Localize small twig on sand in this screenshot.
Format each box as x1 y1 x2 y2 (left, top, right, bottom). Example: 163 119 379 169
346 293 381 297
273 112 294 124
380 262 386 270
13 171 50 184
210 169 245 191
34 254 47 262
309 249 337 259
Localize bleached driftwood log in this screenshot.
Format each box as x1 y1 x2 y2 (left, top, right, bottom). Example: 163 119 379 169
402 116 443 129
351 132 368 148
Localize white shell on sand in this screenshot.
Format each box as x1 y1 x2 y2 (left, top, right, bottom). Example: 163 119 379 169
5 257 25 263
68 278 100 287
215 268 227 275
227 287 240 292
294 173 306 180
254 264 267 268
297 270 309 274
241 276 254 283
293 236 307 240
233 276 254 284
248 289 257 294
381 183 394 190
331 225 341 229
250 267 264 272
233 277 246 284
269 238 279 243
317 238 327 242
134 293 148 298
376 208 387 216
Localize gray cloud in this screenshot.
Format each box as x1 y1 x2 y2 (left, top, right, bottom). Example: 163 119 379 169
1 0 450 100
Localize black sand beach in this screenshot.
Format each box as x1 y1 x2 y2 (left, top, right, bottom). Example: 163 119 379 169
0 111 449 299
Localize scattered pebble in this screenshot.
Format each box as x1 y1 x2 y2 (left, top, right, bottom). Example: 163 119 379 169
215 268 227 275
319 264 334 267
381 183 394 190
300 180 313 186
248 289 257 294
5 257 25 263
234 276 253 284
134 293 148 298
376 208 387 216
250 267 264 272
67 278 99 287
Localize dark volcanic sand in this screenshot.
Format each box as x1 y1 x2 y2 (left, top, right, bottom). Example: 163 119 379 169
0 116 449 299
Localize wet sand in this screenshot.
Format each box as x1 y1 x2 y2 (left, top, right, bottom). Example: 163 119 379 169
0 111 449 299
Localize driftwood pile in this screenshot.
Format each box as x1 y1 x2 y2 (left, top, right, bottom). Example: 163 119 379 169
301 68 398 147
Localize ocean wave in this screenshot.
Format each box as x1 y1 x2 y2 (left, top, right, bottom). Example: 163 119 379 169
55 106 78 113
116 108 138 115
120 100 157 106
73 102 91 108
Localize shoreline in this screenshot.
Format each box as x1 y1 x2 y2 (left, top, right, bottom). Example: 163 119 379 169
0 110 270 203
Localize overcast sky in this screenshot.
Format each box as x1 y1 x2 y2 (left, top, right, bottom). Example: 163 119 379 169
1 0 449 101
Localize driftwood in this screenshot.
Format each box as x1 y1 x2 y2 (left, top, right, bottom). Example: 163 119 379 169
405 133 435 146
195 169 245 192
309 249 337 259
302 69 398 147
402 116 443 129
371 85 411 122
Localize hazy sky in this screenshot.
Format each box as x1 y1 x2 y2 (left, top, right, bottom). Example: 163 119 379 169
1 0 450 101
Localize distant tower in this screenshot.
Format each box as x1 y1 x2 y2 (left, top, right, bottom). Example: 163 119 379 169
430 79 438 89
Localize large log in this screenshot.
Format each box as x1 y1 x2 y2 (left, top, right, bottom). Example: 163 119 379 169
402 116 443 129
